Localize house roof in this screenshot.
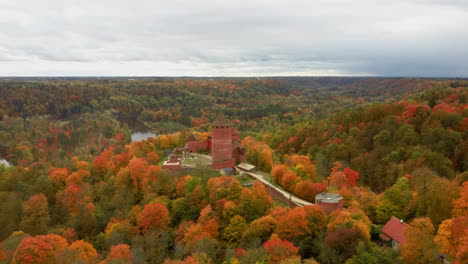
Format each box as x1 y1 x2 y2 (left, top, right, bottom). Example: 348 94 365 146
315 193 343 203
238 163 256 171
381 217 409 244
163 160 180 166
220 167 234 174
379 233 391 241
212 112 230 127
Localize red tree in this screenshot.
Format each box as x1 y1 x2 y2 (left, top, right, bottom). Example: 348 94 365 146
263 239 299 263
60 184 84 217
128 157 149 191
274 207 309 240
11 234 68 264
137 203 170 233
343 167 359 187
105 244 133 263
48 167 69 186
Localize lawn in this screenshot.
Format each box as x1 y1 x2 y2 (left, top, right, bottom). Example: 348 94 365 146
182 153 212 167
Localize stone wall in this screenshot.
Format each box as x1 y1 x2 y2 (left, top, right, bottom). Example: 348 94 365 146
244 173 299 208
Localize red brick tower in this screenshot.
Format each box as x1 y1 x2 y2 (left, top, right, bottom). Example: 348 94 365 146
211 113 235 169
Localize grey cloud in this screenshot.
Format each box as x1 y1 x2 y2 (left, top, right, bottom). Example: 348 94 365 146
0 0 467 76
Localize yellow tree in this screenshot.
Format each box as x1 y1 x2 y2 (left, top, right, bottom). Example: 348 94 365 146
435 219 457 257
222 215 247 247
433 181 468 264
284 154 316 180
400 217 438 264
434 189 468 264
452 181 468 217
66 240 98 263
242 215 277 243
327 207 371 240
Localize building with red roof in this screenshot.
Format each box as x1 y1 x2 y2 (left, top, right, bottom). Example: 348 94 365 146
380 216 409 250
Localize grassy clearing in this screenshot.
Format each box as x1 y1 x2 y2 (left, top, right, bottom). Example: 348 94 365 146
237 174 254 186
174 168 221 182
157 154 168 166
273 196 289 207
182 153 211 167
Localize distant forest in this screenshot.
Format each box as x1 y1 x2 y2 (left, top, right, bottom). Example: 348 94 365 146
0 77 466 264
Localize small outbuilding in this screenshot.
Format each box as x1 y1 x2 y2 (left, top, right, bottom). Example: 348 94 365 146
237 163 256 172
380 217 409 250
162 160 181 171
220 167 234 175
315 193 343 214
162 148 183 171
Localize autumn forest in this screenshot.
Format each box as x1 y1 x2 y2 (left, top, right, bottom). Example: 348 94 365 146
0 77 467 264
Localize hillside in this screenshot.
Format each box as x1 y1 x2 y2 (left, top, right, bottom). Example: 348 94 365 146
0 77 466 264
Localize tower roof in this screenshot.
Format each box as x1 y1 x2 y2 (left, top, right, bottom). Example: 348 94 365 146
187 133 197 142
211 112 230 127
315 193 343 203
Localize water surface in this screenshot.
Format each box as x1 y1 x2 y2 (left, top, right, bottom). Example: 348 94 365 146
117 114 158 142
131 131 157 142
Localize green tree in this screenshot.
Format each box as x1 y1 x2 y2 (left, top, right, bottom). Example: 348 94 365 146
223 215 247 247
374 199 399 224
0 192 22 240
373 130 392 145
378 177 413 221
422 128 461 157
440 113 462 129
415 177 460 226
345 242 400 264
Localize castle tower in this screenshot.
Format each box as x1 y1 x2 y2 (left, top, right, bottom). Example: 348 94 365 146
211 113 235 169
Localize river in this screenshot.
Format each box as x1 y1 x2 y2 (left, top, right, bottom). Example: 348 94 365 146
117 113 158 142
131 131 157 142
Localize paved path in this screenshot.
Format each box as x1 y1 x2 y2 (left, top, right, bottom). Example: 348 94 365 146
239 170 314 207
180 153 314 207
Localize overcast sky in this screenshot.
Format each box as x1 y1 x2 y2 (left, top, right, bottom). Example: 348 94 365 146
0 0 467 77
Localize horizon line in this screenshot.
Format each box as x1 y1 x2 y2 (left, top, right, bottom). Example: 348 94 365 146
1 76 467 79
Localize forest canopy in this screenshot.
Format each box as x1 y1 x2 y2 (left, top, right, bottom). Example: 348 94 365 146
0 77 466 264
